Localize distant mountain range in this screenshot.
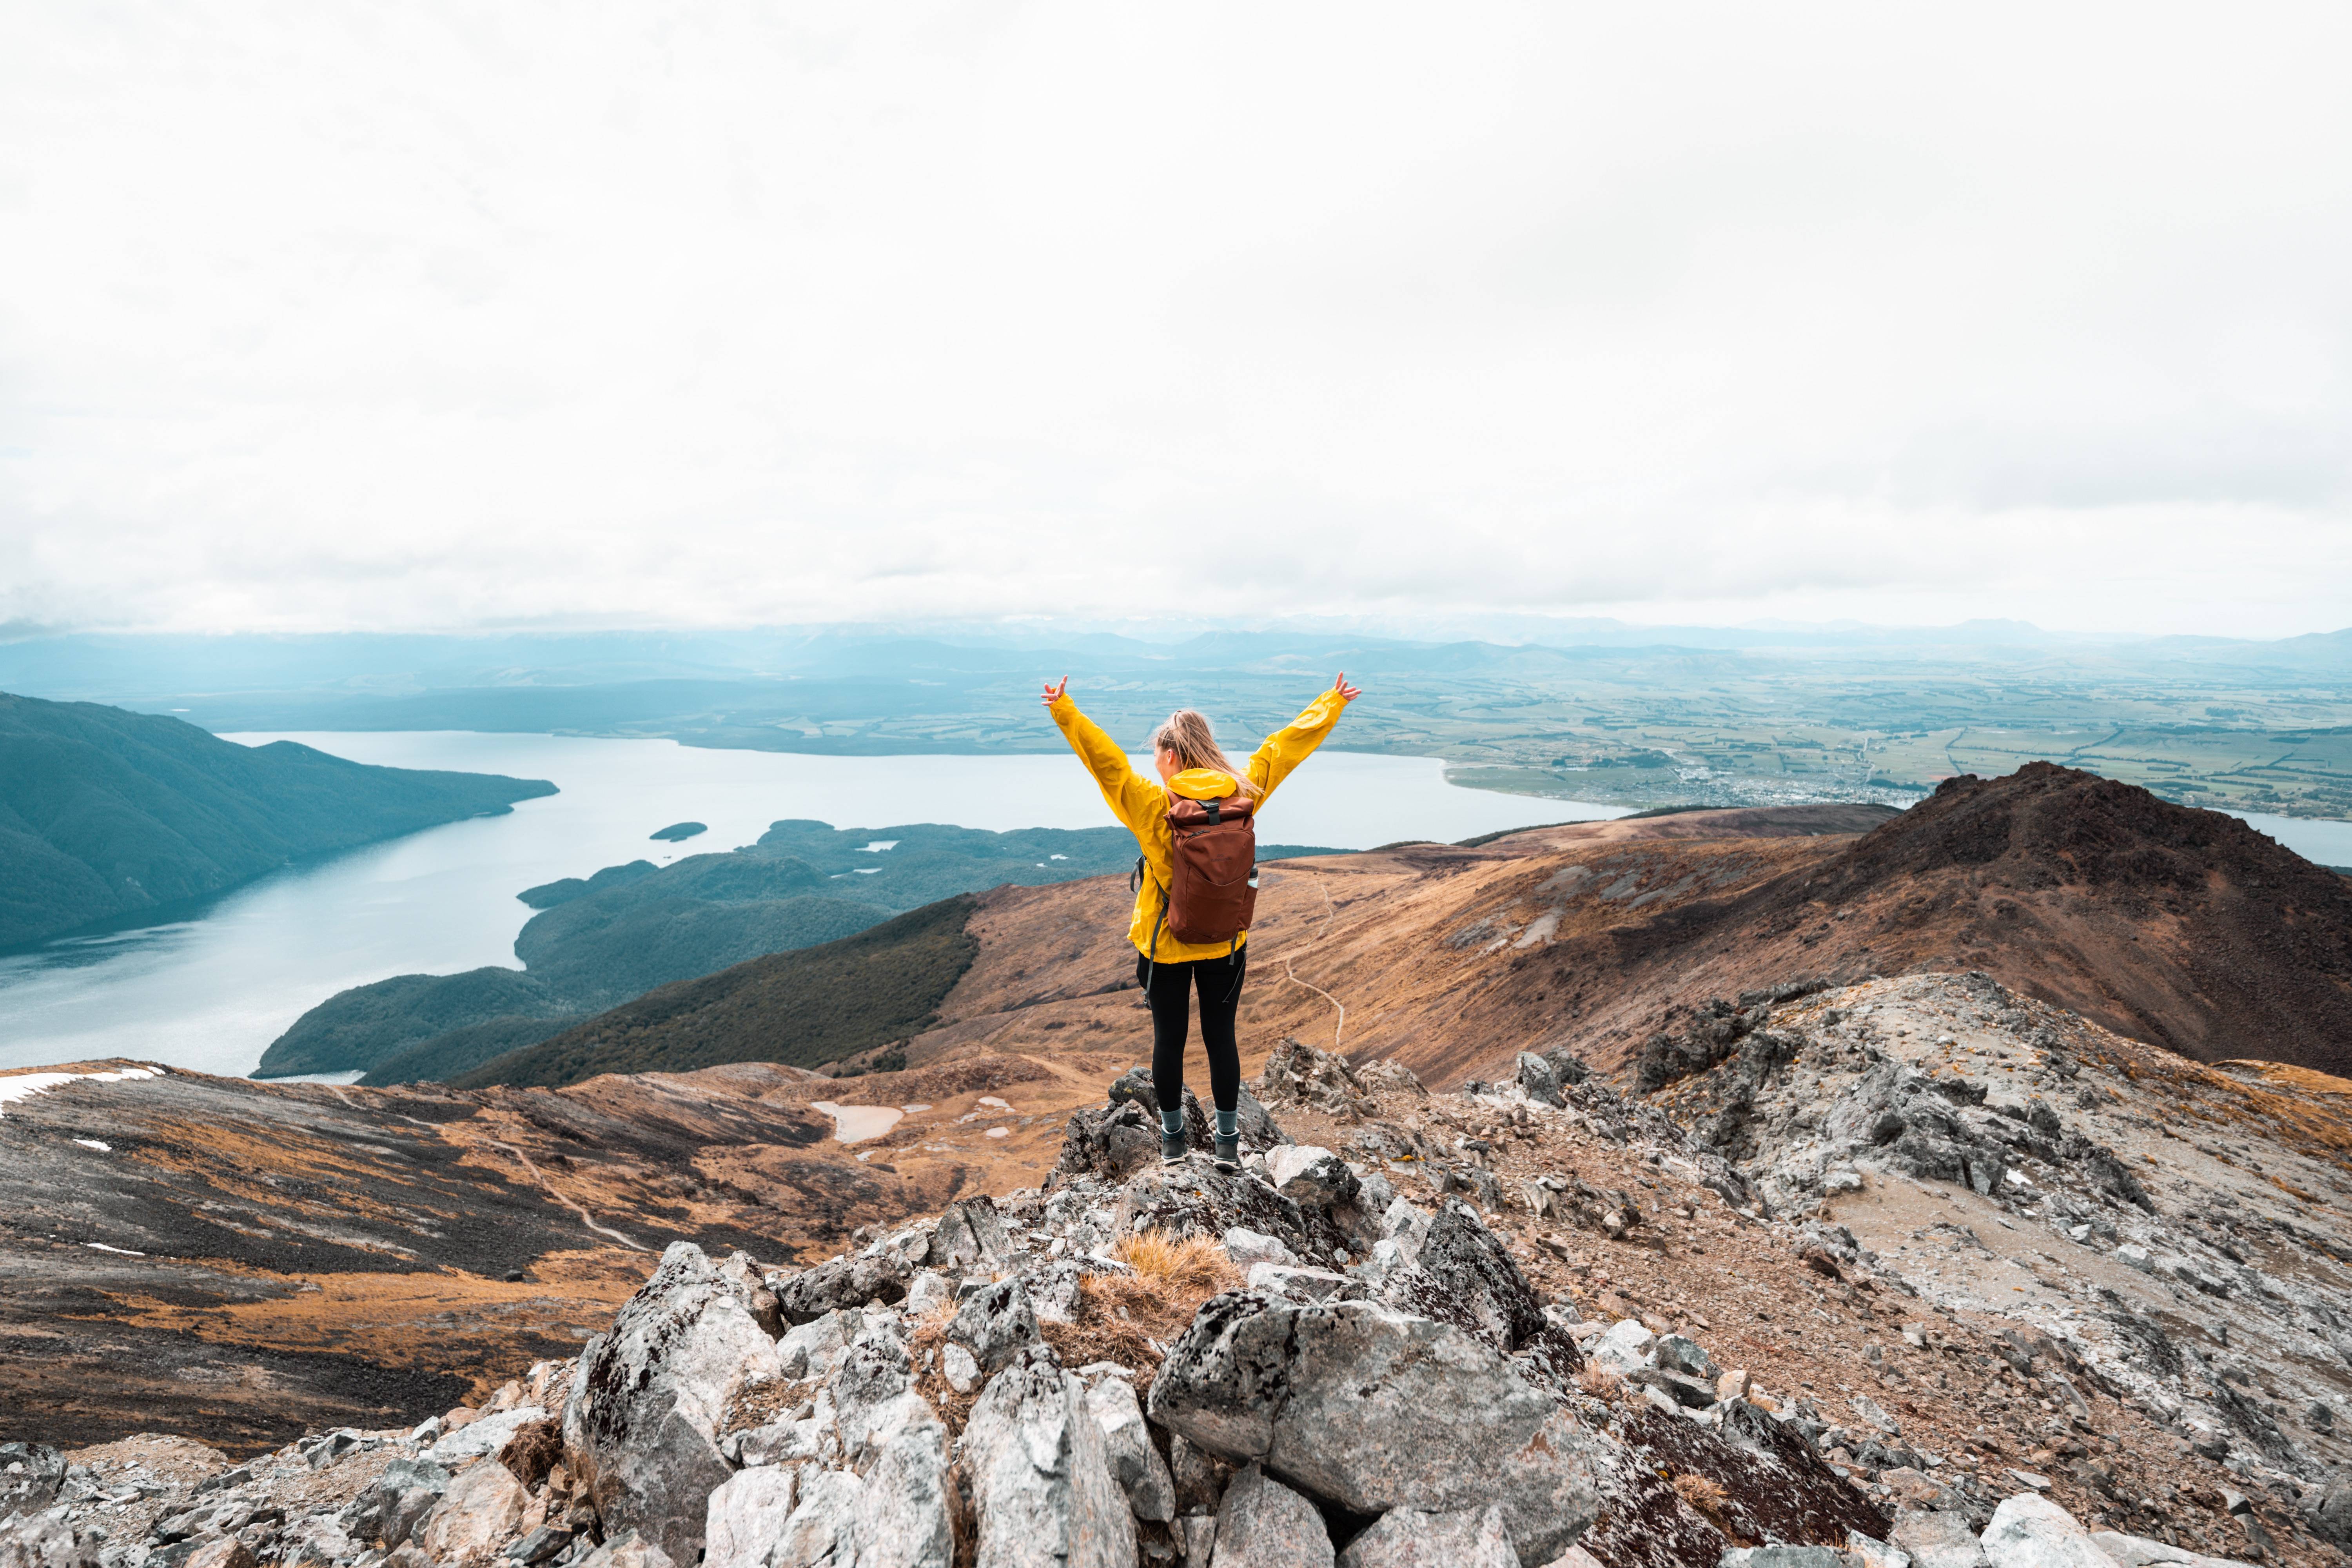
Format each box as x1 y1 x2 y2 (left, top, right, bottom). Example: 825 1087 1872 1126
258 818 1344 1084
0 692 554 949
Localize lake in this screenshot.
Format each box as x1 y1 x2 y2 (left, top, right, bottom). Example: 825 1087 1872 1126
0 733 1626 1078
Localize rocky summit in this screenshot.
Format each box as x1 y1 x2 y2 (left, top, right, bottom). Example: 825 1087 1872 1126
6 995 2350 1568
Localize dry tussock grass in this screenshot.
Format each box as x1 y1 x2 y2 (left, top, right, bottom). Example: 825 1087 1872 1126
1673 1474 1750 1544
1040 1232 1242 1376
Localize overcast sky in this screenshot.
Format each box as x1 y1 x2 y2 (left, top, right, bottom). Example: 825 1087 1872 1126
3 3 2348 640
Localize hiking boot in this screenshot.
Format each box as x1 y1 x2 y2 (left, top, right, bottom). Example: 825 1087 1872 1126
1213 1134 1240 1172
1161 1129 1189 1164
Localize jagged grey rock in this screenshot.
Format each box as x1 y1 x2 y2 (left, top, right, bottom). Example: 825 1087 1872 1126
1254 1036 1370 1120
1223 1228 1298 1268
2306 1474 2352 1549
1337 1504 1515 1568
424 1406 550 1466
943 1342 982 1394
573 1529 679 1568
564 1241 784 1568
0 1447 64 1524
2089 1531 2251 1568
1516 1053 1565 1109
955 1346 1136 1568
1719 1550 1851 1568
1246 1263 1369 1303
1380 1199 1543 1352
0 1512 100 1568
1891 1504 1985 1561
1086 1374 1176 1523
417 1459 527 1563
1653 1335 1718 1380
1265 1147 1360 1210
1210 1466 1332 1568
927 1196 1011 1270
1149 1293 1599 1564
948 1276 1045 1374
775 1229 927 1325
181 1540 256 1568
703 1468 798 1568
771 1471 864 1568
1980 1494 2113 1568
780 1308 858 1381
844 1421 955 1568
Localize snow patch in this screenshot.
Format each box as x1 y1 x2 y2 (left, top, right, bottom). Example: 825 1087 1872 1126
85 1242 146 1256
0 1065 163 1117
74 1138 113 1152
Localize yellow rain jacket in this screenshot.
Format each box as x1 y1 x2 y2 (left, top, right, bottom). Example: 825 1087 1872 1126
1049 688 1348 962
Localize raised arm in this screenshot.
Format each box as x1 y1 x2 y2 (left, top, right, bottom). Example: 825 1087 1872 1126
1043 677 1164 835
1247 671 1361 805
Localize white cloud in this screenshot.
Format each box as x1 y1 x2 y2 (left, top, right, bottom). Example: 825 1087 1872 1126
1 1 2347 639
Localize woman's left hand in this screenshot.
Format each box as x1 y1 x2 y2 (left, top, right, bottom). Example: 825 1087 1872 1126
1332 671 1362 703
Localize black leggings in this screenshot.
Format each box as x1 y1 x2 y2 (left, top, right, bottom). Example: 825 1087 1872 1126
1138 949 1245 1116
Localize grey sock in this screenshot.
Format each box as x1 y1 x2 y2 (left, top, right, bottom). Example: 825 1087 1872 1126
1161 1107 1186 1138
1216 1110 1239 1141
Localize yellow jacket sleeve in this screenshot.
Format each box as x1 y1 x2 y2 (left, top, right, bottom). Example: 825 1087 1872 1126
1049 695 1165 835
1247 689 1347 807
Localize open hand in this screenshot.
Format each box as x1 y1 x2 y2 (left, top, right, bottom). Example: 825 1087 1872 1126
1041 675 1070 708
1332 671 1362 703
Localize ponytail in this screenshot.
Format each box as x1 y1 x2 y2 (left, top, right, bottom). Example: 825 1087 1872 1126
1151 709 1255 798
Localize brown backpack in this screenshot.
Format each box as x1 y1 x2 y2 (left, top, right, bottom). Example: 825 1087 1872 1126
1147 791 1260 949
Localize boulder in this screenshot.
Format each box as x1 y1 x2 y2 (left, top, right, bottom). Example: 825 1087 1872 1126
949 1276 1046 1374
780 1308 859 1381
1246 1264 1369 1304
1149 1293 1599 1564
1116 1161 1350 1260
2088 1532 2250 1568
1253 1036 1371 1120
845 1420 956 1568
1980 1494 2111 1568
0 1514 100 1568
1589 1320 1655 1374
352 1458 452 1548
943 1343 982 1394
1653 1336 1718 1381
1223 1228 1299 1269
1719 1550 1850 1568
770 1472 864 1568
775 1229 929 1325
1338 1505 1515 1568
1212 1465 1333 1568
572 1529 678 1568
703 1468 799 1568
1265 1147 1361 1210
181 1541 258 1568
0 1446 64 1524
927 1196 1011 1270
1391 1199 1545 1352
419 1458 529 1563
956 1345 1137 1568
1087 1374 1177 1523
426 1406 552 1467
565 1242 786 1568
1516 1053 1565 1109
2307 1474 2352 1549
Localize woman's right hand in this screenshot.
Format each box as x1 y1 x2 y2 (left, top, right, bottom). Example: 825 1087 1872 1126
1041 675 1070 708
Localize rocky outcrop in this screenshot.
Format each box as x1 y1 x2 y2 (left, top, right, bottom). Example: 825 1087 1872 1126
955 1346 1135 1568
563 1243 783 1566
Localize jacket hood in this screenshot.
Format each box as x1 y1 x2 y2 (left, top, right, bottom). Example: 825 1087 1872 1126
1169 768 1242 801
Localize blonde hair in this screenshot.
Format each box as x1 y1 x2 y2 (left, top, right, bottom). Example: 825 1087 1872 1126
1152 709 1254 797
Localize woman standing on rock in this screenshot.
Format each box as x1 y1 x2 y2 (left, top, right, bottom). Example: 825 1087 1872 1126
1043 673 1360 1171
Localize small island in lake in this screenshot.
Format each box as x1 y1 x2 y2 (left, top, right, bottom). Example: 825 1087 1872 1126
650 820 708 842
